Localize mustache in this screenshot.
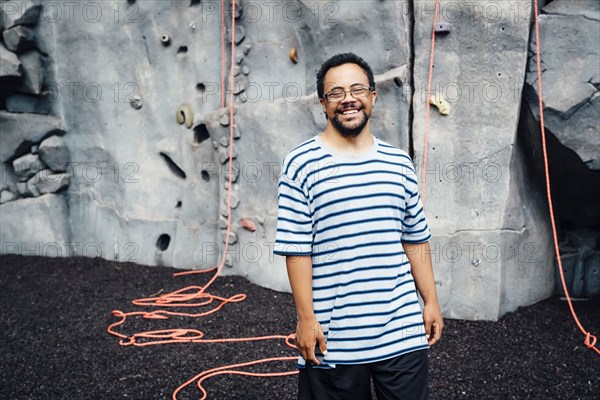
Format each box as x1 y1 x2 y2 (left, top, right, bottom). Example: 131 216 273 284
337 105 363 113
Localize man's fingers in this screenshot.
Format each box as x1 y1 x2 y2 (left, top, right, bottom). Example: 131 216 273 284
427 321 443 346
317 335 328 355
304 346 319 365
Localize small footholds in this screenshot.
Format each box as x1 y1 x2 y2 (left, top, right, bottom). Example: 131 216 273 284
176 103 194 128
160 35 171 46
225 163 239 183
233 65 241 77
130 94 142 110
232 124 241 139
239 217 257 232
219 217 228 229
218 146 238 164
289 47 298 63
434 23 451 34
471 258 481 267
189 22 196 31
220 114 230 127
230 193 239 208
221 206 229 217
224 231 237 245
241 65 250 75
233 75 247 95
225 254 234 268
429 95 451 116
235 53 244 65
219 136 229 147
243 43 252 55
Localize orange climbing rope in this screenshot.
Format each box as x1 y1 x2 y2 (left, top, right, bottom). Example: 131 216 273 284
108 1 298 399
531 0 598 355
420 0 440 203
220 0 226 108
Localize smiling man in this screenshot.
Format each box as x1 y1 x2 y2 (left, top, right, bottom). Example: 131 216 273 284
274 53 443 400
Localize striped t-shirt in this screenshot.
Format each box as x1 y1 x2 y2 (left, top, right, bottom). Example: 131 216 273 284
273 133 432 367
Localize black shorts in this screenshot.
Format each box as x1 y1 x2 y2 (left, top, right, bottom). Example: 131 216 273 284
298 349 429 400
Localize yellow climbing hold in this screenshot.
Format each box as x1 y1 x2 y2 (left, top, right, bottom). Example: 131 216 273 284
429 94 450 116
176 103 194 129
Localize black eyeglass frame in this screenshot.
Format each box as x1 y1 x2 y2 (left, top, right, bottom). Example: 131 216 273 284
322 86 374 102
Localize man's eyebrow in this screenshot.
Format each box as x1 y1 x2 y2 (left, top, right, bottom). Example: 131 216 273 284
327 83 369 90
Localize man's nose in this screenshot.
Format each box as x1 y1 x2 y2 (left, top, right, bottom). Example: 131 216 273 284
340 92 356 103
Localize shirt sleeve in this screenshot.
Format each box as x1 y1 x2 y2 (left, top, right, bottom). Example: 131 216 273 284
401 160 432 244
273 171 313 256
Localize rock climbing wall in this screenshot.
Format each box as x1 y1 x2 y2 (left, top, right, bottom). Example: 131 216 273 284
1 0 597 320
411 0 556 319
522 0 600 298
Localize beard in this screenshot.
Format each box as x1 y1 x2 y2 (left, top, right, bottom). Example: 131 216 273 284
330 107 369 138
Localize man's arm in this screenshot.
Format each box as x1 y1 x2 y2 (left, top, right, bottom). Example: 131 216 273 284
402 241 444 346
286 255 327 364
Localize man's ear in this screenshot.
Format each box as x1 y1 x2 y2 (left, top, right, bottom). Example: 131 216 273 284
371 90 377 106
319 98 327 115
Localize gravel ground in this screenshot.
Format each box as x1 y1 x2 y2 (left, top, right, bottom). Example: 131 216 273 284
1 254 598 400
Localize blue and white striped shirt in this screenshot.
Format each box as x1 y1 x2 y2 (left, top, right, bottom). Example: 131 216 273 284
274 133 431 367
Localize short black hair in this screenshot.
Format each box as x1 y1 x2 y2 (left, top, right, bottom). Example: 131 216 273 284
316 53 375 100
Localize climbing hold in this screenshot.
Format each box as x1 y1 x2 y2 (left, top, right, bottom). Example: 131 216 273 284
429 95 450 116
219 136 229 147
230 193 239 208
235 53 244 65
176 103 194 128
289 47 298 64
189 22 196 31
130 94 142 110
160 35 171 46
227 232 237 245
232 124 241 139
239 217 257 232
434 23 452 34
220 114 230 127
242 65 250 75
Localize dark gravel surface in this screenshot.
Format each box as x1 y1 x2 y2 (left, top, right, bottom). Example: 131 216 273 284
1 254 598 400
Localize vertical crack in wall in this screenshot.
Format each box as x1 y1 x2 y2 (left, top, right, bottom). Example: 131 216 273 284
407 0 416 158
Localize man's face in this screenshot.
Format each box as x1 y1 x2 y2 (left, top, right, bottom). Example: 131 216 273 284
320 63 376 138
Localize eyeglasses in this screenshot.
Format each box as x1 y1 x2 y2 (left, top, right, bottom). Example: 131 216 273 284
323 86 373 102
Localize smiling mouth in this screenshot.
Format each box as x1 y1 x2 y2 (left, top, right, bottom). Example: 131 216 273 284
339 108 361 115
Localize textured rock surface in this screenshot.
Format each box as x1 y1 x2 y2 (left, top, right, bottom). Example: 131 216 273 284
0 0 597 320
0 1 41 30
0 42 21 94
0 194 69 257
0 111 65 163
38 135 70 172
2 25 35 52
16 50 45 95
525 0 600 169
412 0 554 319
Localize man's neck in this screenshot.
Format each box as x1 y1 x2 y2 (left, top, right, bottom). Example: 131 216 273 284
320 127 374 154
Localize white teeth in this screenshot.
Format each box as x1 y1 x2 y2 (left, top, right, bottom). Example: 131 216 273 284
342 109 358 115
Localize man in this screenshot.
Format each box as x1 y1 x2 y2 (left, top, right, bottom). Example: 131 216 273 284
273 53 443 400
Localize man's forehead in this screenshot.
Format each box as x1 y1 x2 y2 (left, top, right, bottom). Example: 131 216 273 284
323 63 369 88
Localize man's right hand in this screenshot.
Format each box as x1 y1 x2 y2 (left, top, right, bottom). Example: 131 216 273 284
295 318 327 365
